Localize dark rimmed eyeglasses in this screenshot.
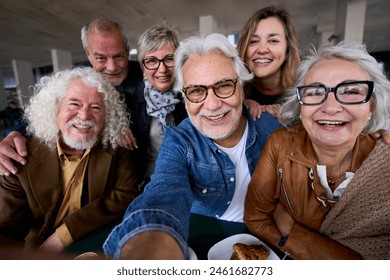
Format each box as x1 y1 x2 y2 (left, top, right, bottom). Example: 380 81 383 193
296 80 374 105
142 55 175 70
182 79 238 103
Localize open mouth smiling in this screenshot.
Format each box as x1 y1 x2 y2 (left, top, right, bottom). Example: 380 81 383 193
68 121 94 132
317 120 347 127
253 58 272 65
155 75 171 82
73 124 93 132
204 112 227 122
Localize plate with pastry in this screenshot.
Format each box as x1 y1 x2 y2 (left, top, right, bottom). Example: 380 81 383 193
207 233 280 260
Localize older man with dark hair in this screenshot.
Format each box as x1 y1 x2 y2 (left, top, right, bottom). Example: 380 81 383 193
0 67 140 258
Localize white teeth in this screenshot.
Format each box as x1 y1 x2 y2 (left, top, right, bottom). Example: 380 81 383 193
207 114 224 121
74 124 92 129
317 121 344 125
254 59 271 64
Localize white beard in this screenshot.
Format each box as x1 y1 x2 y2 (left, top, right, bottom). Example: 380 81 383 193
62 118 98 150
62 134 98 150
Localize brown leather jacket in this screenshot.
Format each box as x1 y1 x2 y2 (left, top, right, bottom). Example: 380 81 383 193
244 126 377 259
0 137 140 251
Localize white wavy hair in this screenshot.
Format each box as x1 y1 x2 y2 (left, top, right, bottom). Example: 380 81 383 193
24 67 130 149
279 42 390 133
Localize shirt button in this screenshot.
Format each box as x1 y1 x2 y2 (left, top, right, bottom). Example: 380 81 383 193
215 215 219 218
202 189 207 194
227 201 231 205
230 177 235 182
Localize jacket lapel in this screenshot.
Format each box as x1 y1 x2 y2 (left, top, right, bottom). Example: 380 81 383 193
86 148 112 200
26 143 62 214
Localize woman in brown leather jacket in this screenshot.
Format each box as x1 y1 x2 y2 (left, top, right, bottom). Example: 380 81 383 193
244 42 390 259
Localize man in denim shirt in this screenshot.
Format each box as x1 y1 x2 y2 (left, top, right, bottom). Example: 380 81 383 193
103 33 283 259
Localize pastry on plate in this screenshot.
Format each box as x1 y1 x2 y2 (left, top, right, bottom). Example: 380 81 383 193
230 243 270 260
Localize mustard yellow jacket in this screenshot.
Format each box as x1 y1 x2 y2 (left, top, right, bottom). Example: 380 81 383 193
244 126 377 259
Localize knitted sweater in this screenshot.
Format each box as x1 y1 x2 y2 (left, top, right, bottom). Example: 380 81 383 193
320 140 390 259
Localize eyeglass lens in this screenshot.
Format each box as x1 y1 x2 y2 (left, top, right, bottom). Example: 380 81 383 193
183 79 237 103
143 55 174 70
298 81 372 105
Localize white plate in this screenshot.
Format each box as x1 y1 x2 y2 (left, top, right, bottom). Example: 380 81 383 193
207 233 280 260
188 247 198 260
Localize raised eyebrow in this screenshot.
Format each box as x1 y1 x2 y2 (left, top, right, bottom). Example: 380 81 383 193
267 33 283 39
93 52 107 58
113 53 126 57
91 103 104 108
339 80 362 84
306 80 363 88
68 97 81 102
184 78 235 88
144 54 175 60
183 83 206 89
94 51 126 58
143 56 158 60
302 82 325 87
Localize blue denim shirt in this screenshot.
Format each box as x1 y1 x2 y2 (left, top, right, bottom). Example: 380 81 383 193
103 108 283 259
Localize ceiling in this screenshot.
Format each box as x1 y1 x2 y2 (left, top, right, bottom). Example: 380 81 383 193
0 0 390 74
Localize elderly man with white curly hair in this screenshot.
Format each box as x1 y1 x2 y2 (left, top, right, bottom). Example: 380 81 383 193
0 67 140 258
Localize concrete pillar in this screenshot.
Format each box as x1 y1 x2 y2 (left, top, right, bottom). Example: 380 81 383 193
199 15 218 37
12 59 34 107
0 70 8 111
51 48 73 71
335 0 367 43
316 22 336 47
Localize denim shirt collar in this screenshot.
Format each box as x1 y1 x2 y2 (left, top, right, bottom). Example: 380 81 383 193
243 105 258 152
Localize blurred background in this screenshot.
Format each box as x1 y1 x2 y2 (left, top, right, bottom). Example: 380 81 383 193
0 0 389 132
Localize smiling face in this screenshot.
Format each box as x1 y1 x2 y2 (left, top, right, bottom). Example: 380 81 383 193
86 28 129 86
57 79 105 153
142 43 176 92
300 58 373 151
245 17 287 83
182 52 245 147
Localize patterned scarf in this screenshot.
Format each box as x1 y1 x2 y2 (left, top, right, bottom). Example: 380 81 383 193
143 78 181 136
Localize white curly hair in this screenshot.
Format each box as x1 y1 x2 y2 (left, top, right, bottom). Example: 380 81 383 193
24 67 130 149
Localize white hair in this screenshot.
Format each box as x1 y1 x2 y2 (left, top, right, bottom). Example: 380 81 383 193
24 67 130 149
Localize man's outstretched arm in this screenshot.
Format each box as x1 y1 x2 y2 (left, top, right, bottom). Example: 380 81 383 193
120 231 184 260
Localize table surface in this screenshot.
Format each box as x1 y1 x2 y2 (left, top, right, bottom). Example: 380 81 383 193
68 213 284 260
188 213 250 260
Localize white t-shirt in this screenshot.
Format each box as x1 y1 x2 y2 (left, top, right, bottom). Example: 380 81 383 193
216 122 250 222
316 164 355 200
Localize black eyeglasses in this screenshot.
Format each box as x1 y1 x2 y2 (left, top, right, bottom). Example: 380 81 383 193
142 55 175 70
182 79 238 103
296 80 374 105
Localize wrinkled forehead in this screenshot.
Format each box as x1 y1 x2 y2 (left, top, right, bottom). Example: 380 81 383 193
182 53 236 86
304 58 369 86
